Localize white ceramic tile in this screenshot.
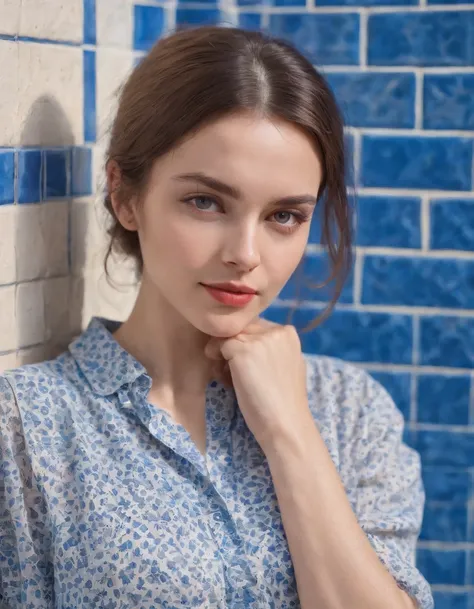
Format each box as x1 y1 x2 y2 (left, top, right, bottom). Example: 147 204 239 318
18 43 83 147
43 201 69 277
0 0 20 36
0 0 19 36
16 202 69 282
0 351 19 373
16 344 52 366
74 266 136 330
44 276 71 346
94 262 137 321
69 275 88 335
16 205 46 282
96 0 133 49
93 143 107 198
0 285 17 352
0 205 16 286
0 40 19 146
16 280 45 348
96 48 133 141
71 198 108 274
19 0 83 43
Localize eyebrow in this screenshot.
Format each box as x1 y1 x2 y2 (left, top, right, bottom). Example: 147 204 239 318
173 172 317 207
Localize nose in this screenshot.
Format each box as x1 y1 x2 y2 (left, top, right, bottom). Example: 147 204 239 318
221 223 261 272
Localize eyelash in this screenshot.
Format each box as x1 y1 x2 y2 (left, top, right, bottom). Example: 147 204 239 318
182 195 311 234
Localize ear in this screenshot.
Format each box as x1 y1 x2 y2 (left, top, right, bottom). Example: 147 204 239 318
106 160 139 231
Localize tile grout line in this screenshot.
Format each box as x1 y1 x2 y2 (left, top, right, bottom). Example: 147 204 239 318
358 9 368 69
414 69 423 130
421 196 430 252
352 248 364 306
411 316 420 423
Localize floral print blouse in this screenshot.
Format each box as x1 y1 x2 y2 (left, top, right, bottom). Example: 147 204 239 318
0 318 433 609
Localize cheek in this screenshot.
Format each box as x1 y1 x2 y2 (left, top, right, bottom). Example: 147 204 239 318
141 214 216 272
264 236 308 287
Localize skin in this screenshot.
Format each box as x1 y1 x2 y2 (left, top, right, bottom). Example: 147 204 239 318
110 110 417 609
110 111 321 451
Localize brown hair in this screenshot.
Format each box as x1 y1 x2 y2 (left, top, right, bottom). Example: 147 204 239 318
104 25 353 329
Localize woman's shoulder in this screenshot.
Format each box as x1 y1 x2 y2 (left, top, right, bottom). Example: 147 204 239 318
302 353 405 433
0 352 82 425
303 353 385 402
2 352 76 396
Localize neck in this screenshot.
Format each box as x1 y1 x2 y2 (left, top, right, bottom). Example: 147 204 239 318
114 278 214 398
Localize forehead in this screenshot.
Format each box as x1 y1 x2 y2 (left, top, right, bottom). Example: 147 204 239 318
151 112 323 197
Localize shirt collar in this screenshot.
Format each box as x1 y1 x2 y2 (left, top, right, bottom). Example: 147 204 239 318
69 317 148 396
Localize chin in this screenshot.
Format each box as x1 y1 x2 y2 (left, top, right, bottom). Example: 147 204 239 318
195 310 257 339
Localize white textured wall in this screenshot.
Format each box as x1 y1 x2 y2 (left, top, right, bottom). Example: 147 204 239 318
0 0 138 371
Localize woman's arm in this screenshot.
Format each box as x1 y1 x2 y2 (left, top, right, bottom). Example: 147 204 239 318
265 421 418 609
206 321 432 609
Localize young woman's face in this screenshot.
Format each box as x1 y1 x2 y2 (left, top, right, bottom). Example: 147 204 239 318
134 112 322 338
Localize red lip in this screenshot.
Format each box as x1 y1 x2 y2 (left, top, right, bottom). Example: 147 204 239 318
200 283 257 307
203 282 257 295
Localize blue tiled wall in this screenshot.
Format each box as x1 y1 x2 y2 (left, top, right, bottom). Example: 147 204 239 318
132 1 474 603
0 0 472 604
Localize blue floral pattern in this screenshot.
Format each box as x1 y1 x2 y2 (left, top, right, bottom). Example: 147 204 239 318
0 318 433 608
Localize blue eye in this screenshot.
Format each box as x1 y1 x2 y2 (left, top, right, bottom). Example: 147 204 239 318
189 196 218 211
274 211 293 224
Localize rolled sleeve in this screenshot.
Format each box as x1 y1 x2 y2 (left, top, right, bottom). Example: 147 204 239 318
0 376 54 609
354 373 434 609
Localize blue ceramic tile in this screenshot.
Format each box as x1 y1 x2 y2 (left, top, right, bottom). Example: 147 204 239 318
84 50 96 143
134 5 165 52
369 371 411 420
433 592 469 609
83 0 96 45
356 196 421 248
176 9 220 28
237 0 261 4
319 0 415 4
468 508 474 542
45 150 69 199
422 467 469 503
424 75 474 130
264 306 413 364
362 256 474 309
71 147 92 197
416 548 465 585
326 72 415 128
368 12 474 67
361 136 473 191
420 504 467 542
344 133 355 188
417 375 471 425
420 316 474 368
0 150 15 205
269 14 359 65
465 549 474 584
239 13 262 30
18 150 42 204
429 0 474 5
274 0 305 6
430 199 474 252
279 252 354 304
413 430 474 467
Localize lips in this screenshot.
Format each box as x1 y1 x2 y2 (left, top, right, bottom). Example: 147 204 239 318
203 283 257 295
200 283 257 307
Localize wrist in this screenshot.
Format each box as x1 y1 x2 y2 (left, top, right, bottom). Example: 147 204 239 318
259 410 319 462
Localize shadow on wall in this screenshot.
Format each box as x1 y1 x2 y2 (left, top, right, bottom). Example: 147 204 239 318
16 95 85 361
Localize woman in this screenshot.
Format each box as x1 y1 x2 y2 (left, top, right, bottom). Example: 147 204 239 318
0 26 433 609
